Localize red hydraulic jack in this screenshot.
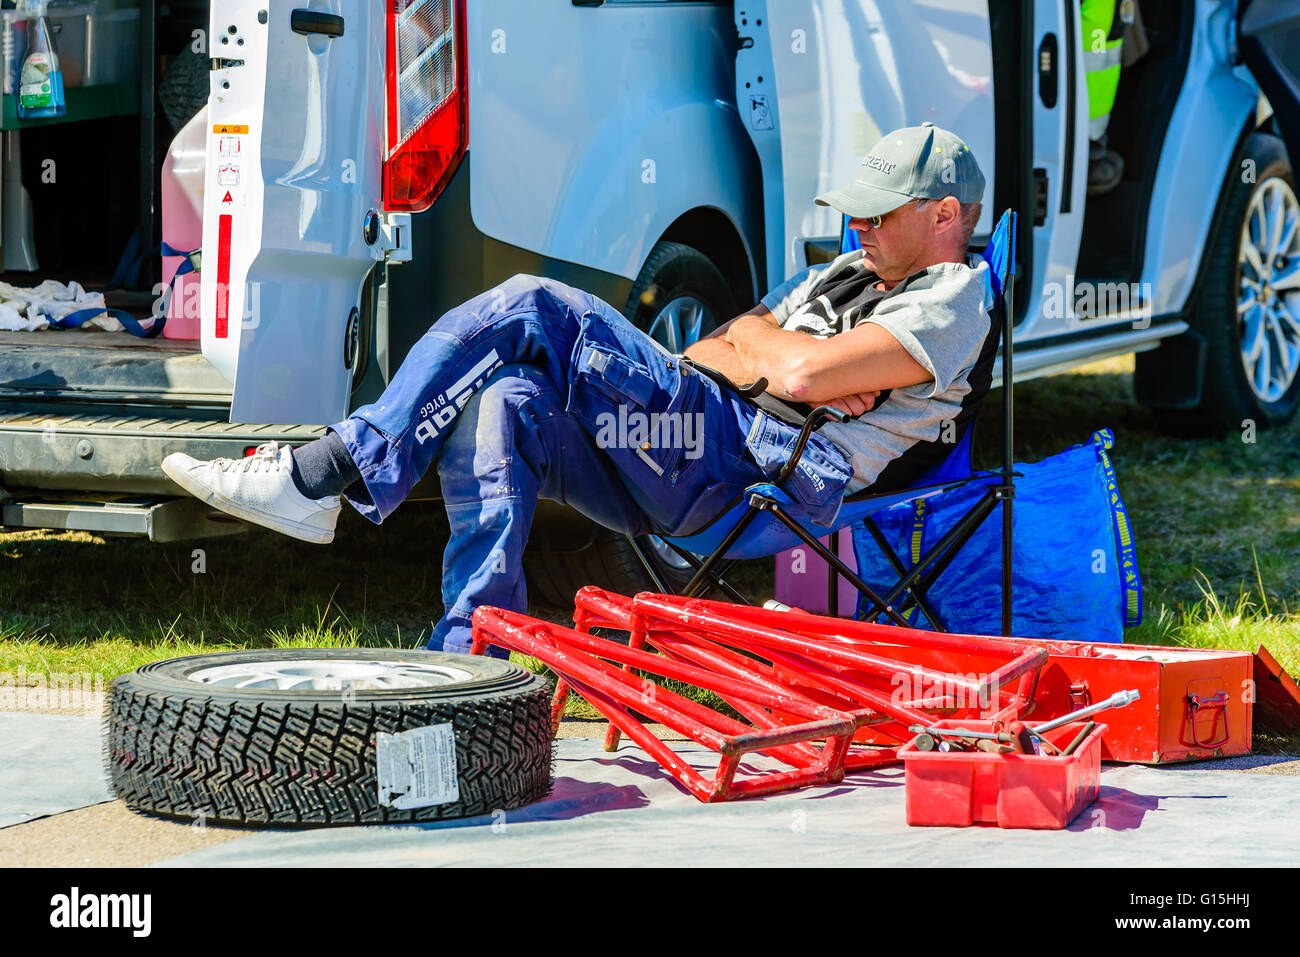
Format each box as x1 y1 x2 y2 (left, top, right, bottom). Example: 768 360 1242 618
573 589 1048 771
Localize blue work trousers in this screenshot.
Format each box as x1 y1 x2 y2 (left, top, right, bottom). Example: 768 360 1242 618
331 275 852 653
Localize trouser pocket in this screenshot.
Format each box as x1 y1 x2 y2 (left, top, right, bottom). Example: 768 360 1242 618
566 317 703 488
743 410 852 527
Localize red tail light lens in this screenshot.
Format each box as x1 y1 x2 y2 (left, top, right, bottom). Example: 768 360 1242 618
384 0 467 212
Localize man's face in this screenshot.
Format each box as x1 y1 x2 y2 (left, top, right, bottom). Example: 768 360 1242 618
847 199 933 282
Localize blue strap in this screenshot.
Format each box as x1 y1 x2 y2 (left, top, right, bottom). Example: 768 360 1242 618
51 307 165 338
1092 428 1142 627
856 497 930 625
162 242 201 276
901 498 930 626
48 243 200 339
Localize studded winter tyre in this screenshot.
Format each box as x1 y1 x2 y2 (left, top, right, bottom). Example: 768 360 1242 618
106 648 554 827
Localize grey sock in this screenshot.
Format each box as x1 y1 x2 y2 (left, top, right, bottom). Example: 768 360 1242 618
289 430 363 499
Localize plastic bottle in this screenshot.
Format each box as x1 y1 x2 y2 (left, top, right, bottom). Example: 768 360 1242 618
17 0 65 119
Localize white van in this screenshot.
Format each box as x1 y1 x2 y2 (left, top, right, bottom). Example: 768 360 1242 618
0 0 1296 600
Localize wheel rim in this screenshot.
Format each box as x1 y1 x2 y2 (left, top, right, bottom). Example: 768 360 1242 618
188 658 476 691
647 296 712 352
1238 176 1300 404
644 534 693 573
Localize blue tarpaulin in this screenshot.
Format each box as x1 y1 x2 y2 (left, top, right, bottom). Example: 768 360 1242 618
852 429 1141 642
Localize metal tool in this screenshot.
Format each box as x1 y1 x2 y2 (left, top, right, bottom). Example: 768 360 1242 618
1061 720 1097 756
1030 689 1140 734
908 723 1012 744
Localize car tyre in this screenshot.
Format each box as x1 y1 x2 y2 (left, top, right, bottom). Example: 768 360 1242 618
1156 133 1300 434
106 648 554 827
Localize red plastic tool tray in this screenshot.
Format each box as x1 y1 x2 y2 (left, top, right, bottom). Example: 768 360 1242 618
900 719 1106 829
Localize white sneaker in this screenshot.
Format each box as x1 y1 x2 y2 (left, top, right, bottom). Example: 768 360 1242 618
161 441 342 544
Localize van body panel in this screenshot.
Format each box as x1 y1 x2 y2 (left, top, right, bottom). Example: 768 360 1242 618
736 0 997 290
465 0 761 288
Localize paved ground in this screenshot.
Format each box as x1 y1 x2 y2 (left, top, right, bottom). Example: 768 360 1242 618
3 708 1299 867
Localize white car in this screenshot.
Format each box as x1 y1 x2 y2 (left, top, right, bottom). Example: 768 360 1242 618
0 0 1295 598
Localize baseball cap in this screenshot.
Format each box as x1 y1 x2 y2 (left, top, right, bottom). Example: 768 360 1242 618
814 122 986 219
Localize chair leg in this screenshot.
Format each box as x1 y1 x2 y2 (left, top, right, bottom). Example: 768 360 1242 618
625 535 670 594
1001 490 1014 636
760 500 914 627
859 517 946 630
681 506 762 598
876 490 1001 620
661 541 751 604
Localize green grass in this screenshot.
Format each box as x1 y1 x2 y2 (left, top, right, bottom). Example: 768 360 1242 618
973 354 1300 680
2 354 1298 738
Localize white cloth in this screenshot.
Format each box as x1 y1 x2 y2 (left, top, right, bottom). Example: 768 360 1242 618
0 279 122 332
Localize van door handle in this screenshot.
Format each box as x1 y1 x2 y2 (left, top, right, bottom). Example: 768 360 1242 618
291 10 345 38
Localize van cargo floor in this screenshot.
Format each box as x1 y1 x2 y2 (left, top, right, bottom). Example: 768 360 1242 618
0 330 231 406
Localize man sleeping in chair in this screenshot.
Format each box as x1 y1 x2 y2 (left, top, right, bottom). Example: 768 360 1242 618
161 122 996 655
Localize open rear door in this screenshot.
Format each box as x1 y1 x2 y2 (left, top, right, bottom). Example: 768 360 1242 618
202 1 386 425
1239 0 1300 169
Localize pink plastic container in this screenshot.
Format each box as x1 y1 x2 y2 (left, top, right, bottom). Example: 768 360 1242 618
160 110 206 339
772 529 862 616
899 719 1106 829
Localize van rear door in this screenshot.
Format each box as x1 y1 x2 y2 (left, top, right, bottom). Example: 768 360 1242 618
1239 0 1300 168
201 1 386 425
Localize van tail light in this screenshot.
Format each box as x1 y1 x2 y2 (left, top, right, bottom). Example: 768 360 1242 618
384 0 467 212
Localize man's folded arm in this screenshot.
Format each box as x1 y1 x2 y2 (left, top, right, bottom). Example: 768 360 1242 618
680 303 778 385
722 313 931 404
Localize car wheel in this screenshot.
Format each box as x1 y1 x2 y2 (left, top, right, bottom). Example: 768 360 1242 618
625 240 735 351
1164 133 1300 433
106 648 553 827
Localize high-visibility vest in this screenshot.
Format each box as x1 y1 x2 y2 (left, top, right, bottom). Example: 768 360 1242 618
1079 0 1126 139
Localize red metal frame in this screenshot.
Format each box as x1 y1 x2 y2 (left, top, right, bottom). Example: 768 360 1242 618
471 591 1051 802
573 589 1045 766
470 606 863 802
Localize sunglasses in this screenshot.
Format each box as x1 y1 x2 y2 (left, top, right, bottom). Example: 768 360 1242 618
861 199 923 230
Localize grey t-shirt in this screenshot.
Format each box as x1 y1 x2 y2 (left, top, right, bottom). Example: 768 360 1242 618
759 250 996 492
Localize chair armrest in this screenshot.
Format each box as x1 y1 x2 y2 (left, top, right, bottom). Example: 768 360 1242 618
775 406 851 485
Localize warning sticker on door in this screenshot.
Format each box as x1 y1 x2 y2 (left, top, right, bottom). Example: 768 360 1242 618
376 723 459 810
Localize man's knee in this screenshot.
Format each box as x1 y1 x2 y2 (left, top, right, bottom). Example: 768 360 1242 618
438 366 550 488
464 273 591 321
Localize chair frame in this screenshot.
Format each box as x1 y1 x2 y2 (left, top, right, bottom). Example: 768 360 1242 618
628 209 1018 636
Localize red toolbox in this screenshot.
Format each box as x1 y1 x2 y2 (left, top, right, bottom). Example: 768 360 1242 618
900 719 1105 829
798 629 1265 763
1011 640 1253 763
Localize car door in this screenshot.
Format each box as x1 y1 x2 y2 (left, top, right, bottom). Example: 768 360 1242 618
734 0 998 291
1238 0 1300 168
201 0 386 425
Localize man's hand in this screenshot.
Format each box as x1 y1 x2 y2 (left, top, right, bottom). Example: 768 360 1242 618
823 391 881 417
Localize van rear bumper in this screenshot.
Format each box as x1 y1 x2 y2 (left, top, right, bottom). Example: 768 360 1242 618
0 404 326 495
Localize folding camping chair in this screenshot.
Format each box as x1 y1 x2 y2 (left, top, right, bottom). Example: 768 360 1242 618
626 208 1019 635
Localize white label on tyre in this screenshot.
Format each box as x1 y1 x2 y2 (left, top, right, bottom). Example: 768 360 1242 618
376 724 459 810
